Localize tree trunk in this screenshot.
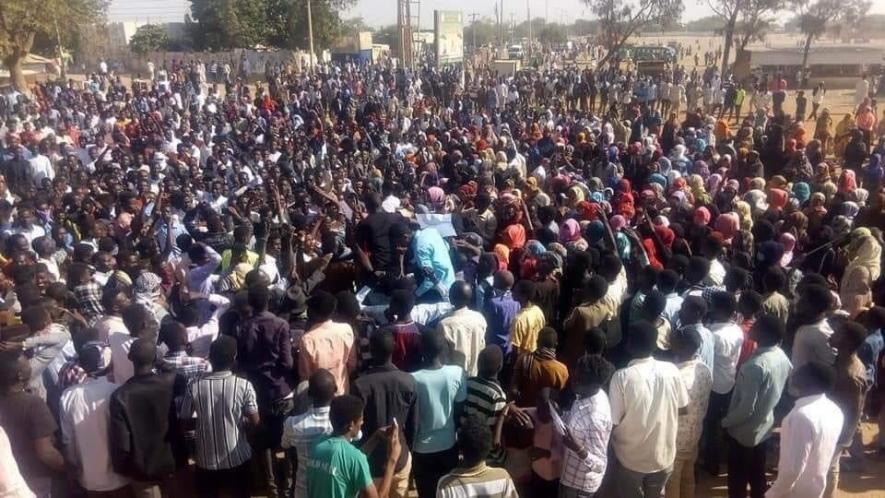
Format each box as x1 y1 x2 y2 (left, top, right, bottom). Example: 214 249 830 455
2 54 28 94
721 10 738 76
801 32 813 74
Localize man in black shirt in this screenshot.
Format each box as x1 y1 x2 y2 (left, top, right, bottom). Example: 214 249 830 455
109 339 177 498
355 193 406 304
352 330 418 498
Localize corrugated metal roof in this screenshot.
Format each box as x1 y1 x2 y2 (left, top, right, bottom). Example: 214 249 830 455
107 0 190 23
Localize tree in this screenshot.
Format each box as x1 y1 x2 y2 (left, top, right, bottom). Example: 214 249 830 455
189 0 271 49
583 0 684 67
734 0 782 53
703 0 744 74
128 24 170 54
0 0 105 92
793 0 870 73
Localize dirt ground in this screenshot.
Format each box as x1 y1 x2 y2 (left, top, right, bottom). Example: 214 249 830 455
696 421 885 497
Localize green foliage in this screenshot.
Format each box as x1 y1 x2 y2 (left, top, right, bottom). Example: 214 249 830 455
189 0 355 50
583 0 684 65
0 0 105 89
128 24 170 54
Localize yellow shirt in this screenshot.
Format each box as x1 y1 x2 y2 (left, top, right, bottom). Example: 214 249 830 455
510 304 546 353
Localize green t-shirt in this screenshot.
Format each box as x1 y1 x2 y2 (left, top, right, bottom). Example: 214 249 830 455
734 88 746 106
306 436 373 498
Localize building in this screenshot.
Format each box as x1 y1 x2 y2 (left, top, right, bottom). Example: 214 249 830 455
735 45 885 88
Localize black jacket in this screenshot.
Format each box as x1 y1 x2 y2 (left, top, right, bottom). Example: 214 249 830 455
109 372 178 480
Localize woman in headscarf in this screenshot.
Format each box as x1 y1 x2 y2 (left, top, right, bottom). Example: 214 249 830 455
766 188 789 214
864 153 883 191
840 228 882 316
835 113 855 159
689 175 711 205
791 182 811 206
779 233 796 268
715 212 740 246
560 219 583 245
839 170 858 195
501 223 527 251
815 108 834 156
493 244 510 271
804 192 829 232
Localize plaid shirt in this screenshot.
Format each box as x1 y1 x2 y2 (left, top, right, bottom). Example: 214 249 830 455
560 391 613 493
74 282 104 323
161 351 211 382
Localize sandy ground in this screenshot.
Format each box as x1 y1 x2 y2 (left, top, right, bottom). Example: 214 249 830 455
697 421 885 497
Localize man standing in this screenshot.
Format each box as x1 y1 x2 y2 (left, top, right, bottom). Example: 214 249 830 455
704 292 744 476
298 290 356 395
180 336 260 498
826 321 870 496
110 304 154 385
437 282 487 376
109 339 177 498
765 362 843 498
510 280 546 359
436 418 518 498
411 328 467 498
792 285 836 370
306 395 402 498
666 327 713 498
559 354 615 498
281 371 335 498
237 284 296 498
352 330 419 498
609 321 689 498
60 346 131 497
722 315 792 498
0 352 66 498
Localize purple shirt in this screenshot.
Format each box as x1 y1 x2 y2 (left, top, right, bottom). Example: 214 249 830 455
483 291 521 354
235 311 295 404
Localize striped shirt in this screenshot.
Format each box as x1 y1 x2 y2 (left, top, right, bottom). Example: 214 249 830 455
280 406 332 498
463 377 507 426
436 462 518 498
179 371 258 470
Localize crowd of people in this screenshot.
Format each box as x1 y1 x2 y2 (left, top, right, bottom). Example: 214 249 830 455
0 46 885 498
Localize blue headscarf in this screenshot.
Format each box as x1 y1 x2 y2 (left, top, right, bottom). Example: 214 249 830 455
791 182 811 204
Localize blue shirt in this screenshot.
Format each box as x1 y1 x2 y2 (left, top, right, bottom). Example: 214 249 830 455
721 345 792 447
412 229 455 298
859 328 883 385
680 323 715 373
411 365 467 453
483 291 521 355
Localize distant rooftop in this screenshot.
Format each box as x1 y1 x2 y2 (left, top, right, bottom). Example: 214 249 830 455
107 0 190 23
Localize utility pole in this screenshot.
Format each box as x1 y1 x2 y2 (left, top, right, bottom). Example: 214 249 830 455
468 13 479 50
527 0 532 55
306 0 315 71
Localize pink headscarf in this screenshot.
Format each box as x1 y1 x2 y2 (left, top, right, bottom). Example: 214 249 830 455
427 186 445 206
560 219 582 243
715 212 740 242
780 232 797 267
694 207 712 226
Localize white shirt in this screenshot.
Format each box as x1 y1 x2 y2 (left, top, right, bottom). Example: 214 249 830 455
706 260 726 286
187 294 230 359
280 406 332 498
28 154 55 186
609 357 690 473
108 331 135 385
60 377 130 492
709 321 744 394
437 308 487 377
765 394 843 498
0 426 34 498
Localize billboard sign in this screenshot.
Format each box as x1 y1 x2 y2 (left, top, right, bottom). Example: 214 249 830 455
434 10 464 67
